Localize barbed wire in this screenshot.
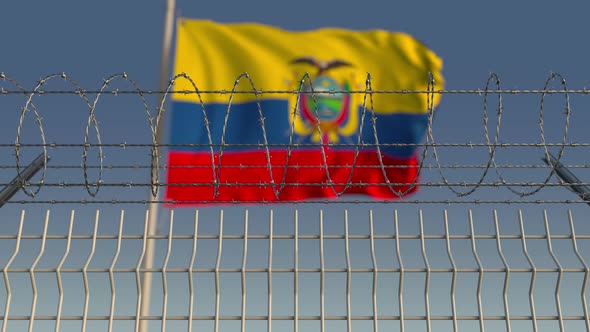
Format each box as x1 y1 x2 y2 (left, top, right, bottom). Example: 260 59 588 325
4 200 590 205
3 163 590 169
1 71 583 204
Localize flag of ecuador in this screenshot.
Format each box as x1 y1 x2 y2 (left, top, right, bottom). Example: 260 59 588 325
166 19 444 203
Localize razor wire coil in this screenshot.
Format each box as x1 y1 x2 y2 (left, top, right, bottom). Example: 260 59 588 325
0 72 586 204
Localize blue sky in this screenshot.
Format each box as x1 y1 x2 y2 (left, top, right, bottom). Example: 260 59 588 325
1 0 589 210
2 1 590 331
4 0 590 86
3 0 590 206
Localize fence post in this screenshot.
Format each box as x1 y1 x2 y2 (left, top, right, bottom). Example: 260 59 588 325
140 0 176 331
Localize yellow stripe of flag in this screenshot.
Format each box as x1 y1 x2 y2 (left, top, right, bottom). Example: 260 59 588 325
173 18 443 114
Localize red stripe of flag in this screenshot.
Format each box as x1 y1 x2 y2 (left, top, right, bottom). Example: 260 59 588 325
165 150 420 203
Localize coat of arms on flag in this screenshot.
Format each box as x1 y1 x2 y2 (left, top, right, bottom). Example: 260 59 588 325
289 57 356 143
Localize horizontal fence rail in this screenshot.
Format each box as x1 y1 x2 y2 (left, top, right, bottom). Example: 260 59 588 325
1 72 588 204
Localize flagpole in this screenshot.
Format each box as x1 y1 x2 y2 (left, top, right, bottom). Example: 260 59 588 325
140 0 176 331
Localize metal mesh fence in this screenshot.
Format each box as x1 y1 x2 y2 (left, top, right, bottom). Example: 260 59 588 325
1 208 590 332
